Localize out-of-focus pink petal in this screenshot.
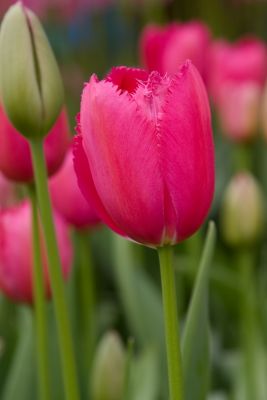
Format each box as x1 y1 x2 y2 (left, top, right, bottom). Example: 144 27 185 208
139 23 177 73
80 75 165 244
0 106 70 182
162 22 211 78
50 146 101 229
217 81 261 142
208 37 267 102
0 201 72 303
0 172 16 209
140 21 211 79
160 62 214 241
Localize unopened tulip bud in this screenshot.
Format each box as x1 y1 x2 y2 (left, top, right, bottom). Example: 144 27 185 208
0 2 64 139
221 172 265 247
91 331 126 400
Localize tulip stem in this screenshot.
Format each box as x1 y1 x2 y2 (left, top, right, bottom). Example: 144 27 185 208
28 186 51 400
29 139 80 400
76 230 96 369
158 246 184 400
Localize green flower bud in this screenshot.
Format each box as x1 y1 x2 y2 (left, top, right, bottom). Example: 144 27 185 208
91 331 126 400
0 2 64 139
221 172 265 247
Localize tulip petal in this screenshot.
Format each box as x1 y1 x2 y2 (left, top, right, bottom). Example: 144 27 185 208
160 62 214 241
73 134 126 237
80 76 165 245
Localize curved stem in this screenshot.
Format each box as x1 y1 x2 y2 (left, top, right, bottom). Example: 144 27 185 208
28 186 51 400
158 246 183 400
29 139 80 400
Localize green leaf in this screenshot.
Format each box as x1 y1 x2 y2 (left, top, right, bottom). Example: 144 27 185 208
112 234 164 350
1 307 37 400
128 347 160 400
182 221 216 400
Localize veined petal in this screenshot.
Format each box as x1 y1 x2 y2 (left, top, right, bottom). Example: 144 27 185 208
80 76 165 245
159 62 214 241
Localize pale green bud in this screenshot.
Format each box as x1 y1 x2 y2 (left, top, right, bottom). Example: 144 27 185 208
221 172 265 247
91 331 126 400
0 2 64 139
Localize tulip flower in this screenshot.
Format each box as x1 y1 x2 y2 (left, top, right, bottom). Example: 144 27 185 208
74 63 214 247
220 172 264 247
140 21 211 78
0 200 73 303
74 62 214 400
0 172 16 209
207 37 267 104
49 146 101 229
0 105 70 182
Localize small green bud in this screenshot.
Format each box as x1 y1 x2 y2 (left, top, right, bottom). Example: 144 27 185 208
220 172 265 247
0 2 64 139
91 331 126 400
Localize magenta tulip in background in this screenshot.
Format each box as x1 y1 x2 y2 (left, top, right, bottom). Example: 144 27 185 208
50 146 101 229
216 81 261 142
0 200 73 303
207 37 267 103
140 21 211 78
74 63 214 247
0 106 70 182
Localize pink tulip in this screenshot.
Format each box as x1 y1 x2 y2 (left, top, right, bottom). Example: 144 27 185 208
0 200 73 303
140 21 211 78
74 63 214 247
216 81 261 142
0 172 16 209
49 146 101 229
208 37 267 103
0 105 70 182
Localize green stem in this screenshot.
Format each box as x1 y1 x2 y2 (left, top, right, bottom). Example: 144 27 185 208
28 186 51 400
76 230 96 369
238 250 259 399
29 139 80 400
158 246 183 400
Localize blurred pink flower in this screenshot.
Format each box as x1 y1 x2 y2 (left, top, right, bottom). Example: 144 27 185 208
0 105 70 182
207 37 267 103
74 63 214 247
0 172 16 209
0 200 73 303
216 81 261 142
207 37 267 142
140 21 211 78
50 146 101 229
